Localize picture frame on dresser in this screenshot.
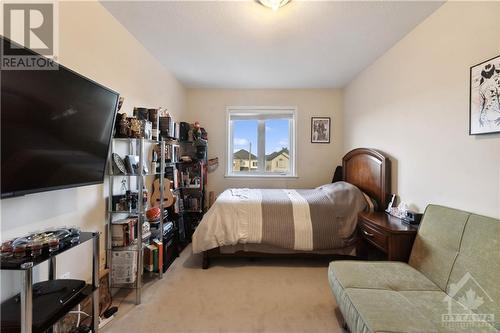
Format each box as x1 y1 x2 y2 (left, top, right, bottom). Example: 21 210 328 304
469 55 500 135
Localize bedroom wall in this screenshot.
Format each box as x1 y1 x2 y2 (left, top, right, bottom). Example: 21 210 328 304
0 1 186 300
343 1 500 218
186 89 343 195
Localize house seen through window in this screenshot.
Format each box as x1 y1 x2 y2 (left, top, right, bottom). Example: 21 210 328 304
227 107 296 177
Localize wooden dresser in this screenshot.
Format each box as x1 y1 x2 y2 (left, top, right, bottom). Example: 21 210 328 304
358 211 418 262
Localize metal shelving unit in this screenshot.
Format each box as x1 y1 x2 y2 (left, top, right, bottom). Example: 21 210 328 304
0 232 100 333
174 140 207 241
106 138 165 305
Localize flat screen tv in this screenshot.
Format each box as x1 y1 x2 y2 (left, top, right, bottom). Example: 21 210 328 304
1 37 119 198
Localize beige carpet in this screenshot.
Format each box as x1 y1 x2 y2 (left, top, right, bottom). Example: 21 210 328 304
102 245 346 333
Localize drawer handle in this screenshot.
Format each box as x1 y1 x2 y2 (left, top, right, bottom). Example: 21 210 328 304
362 230 374 237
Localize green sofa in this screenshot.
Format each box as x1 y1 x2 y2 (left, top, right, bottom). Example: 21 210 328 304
328 205 499 333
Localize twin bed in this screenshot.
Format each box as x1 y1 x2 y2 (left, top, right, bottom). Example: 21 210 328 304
192 148 391 269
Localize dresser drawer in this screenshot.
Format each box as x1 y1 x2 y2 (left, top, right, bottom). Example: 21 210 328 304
360 223 388 252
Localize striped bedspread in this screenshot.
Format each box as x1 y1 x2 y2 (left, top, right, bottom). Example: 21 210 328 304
192 182 367 253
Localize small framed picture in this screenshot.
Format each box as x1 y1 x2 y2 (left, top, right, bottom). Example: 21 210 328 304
311 117 331 143
469 55 500 135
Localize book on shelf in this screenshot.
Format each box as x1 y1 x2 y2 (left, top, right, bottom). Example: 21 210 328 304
153 246 159 272
153 239 163 273
111 217 138 247
143 240 164 273
143 244 156 272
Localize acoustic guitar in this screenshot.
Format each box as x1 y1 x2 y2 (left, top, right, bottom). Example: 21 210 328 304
150 178 176 208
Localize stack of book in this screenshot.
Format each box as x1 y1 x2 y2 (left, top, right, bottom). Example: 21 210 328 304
111 218 138 247
143 239 163 273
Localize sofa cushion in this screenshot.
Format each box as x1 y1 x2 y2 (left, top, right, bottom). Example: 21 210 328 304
399 290 498 333
329 261 440 291
409 205 469 290
445 214 500 330
330 278 436 333
329 262 499 333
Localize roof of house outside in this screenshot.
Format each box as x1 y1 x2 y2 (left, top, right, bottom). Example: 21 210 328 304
233 149 257 160
233 148 289 161
265 148 289 161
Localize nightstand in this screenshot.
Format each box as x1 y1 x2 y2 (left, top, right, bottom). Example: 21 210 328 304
357 211 418 262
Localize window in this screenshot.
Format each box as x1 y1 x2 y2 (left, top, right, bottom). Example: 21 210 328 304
227 107 296 177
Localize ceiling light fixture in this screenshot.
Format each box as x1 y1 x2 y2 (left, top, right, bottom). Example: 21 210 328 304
258 0 291 11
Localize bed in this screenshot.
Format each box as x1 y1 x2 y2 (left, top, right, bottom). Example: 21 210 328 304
193 148 390 269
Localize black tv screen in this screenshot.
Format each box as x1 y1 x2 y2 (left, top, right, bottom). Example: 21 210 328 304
1 37 119 198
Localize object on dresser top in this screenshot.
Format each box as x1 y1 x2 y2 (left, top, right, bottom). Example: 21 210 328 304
401 210 423 225
385 193 397 212
387 201 418 221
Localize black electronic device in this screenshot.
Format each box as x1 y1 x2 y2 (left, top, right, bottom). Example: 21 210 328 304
1 279 88 332
402 210 423 225
1 36 119 198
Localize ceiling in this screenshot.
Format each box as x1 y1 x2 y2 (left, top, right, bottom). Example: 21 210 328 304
102 1 443 89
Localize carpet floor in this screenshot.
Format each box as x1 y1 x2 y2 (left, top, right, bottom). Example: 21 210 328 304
102 245 346 333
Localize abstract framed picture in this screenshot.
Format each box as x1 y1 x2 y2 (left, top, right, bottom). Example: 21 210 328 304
469 55 500 135
311 117 331 143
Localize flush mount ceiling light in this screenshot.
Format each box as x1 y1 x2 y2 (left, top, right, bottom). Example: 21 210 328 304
258 0 291 11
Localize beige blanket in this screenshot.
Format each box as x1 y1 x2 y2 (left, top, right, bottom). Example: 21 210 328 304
192 182 367 253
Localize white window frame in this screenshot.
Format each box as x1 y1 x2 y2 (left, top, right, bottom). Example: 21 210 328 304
225 106 297 178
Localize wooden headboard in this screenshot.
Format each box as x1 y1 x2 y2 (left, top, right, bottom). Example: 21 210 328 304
342 148 391 211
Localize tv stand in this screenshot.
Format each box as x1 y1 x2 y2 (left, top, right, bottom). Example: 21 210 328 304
1 232 100 333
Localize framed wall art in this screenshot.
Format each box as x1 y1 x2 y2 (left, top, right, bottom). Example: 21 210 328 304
311 117 331 143
470 55 500 135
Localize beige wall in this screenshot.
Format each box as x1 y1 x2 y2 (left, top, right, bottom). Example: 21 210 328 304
0 1 186 299
344 2 500 218
186 89 343 195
